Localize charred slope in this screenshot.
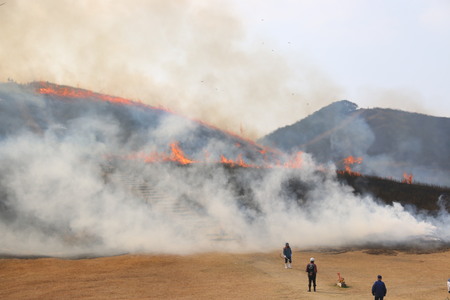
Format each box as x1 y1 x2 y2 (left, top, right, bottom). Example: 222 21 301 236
335 172 450 213
258 100 450 187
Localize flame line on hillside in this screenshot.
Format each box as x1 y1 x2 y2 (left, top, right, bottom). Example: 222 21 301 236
30 82 416 180
32 81 277 157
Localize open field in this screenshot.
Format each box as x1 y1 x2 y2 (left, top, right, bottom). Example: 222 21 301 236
1 249 449 299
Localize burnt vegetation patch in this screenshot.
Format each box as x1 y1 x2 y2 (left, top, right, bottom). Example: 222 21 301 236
336 172 450 213
223 164 450 215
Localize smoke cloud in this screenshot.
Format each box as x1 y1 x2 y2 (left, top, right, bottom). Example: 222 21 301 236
0 0 344 139
0 83 448 257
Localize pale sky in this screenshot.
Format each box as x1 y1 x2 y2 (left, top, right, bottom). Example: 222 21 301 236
1 0 449 138
232 0 450 118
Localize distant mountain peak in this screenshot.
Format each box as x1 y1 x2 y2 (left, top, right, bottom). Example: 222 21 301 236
316 100 358 115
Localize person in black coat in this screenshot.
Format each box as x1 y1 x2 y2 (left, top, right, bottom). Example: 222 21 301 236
372 275 387 300
305 257 317 292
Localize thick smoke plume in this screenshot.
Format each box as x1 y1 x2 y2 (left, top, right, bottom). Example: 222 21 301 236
0 83 448 257
0 0 343 139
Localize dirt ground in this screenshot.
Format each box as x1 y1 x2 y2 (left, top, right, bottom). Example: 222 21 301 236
1 249 449 300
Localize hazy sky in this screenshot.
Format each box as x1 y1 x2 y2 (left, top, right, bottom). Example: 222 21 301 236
232 0 450 115
1 0 449 138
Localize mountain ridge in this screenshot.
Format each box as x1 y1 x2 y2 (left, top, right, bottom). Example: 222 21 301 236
258 100 450 186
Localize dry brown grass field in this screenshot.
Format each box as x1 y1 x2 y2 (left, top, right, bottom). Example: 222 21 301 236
1 249 450 299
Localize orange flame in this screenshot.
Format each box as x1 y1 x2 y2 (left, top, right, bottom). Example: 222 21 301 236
402 173 413 184
170 142 196 165
341 156 363 175
284 152 303 169
122 143 307 169
220 154 253 168
220 155 234 165
123 143 196 165
33 81 180 117
235 154 252 168
36 81 142 106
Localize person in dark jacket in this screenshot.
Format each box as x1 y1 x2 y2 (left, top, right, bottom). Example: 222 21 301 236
305 257 317 292
282 242 292 269
372 275 387 300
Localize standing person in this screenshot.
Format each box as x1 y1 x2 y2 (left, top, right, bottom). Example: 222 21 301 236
282 242 292 269
372 275 387 300
306 257 317 292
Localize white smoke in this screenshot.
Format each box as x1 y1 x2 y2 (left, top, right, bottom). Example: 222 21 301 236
0 84 447 257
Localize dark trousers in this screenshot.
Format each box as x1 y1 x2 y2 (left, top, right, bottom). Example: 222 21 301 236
308 274 316 291
284 257 292 263
374 297 384 300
